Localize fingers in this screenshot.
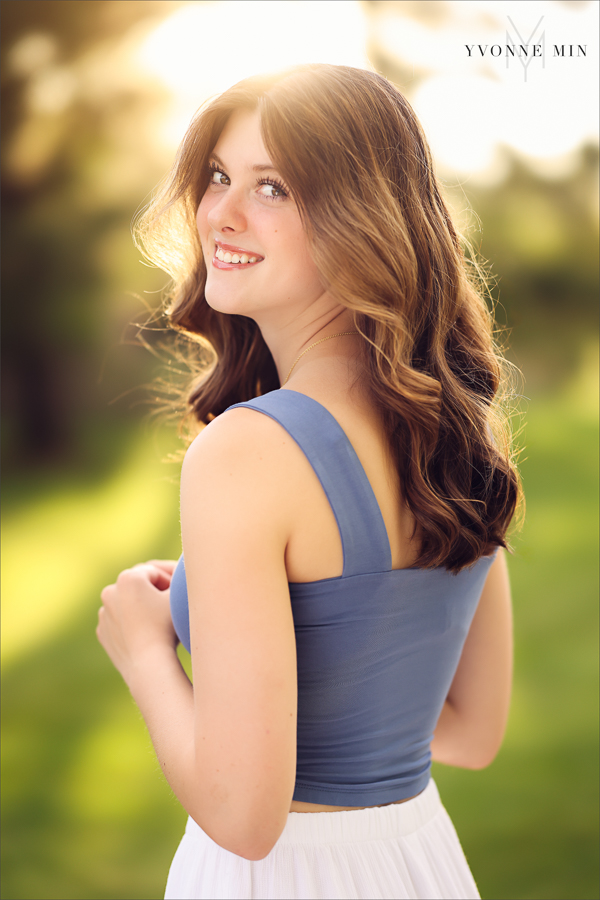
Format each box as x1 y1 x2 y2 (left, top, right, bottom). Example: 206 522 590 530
101 560 178 594
100 583 115 604
134 560 177 589
145 559 178 576
101 565 172 601
141 564 173 591
117 564 171 591
98 560 176 622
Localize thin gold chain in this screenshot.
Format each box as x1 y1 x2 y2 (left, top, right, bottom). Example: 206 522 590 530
282 332 359 386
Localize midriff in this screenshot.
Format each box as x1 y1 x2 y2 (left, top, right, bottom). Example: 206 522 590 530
289 793 419 813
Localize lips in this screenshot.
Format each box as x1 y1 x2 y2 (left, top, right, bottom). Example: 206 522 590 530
213 240 264 268
215 240 264 259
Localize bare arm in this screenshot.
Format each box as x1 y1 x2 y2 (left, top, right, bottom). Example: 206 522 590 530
97 409 298 860
431 549 513 769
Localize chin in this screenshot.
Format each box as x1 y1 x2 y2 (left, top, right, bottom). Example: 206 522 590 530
204 285 257 318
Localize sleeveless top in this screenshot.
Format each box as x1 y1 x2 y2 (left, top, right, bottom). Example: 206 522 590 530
170 389 497 807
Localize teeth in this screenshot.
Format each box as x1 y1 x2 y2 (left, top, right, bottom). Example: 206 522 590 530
215 246 260 264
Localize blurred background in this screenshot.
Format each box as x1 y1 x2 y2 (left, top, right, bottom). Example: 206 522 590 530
1 1 598 898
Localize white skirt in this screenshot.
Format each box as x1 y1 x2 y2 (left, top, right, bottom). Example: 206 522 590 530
164 779 480 900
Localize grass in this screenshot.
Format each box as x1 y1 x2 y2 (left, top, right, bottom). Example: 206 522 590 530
1 377 598 900
434 367 599 900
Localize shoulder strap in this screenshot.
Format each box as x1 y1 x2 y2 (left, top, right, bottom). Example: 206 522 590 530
226 389 392 577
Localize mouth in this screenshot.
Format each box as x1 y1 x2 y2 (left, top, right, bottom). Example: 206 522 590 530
212 240 264 268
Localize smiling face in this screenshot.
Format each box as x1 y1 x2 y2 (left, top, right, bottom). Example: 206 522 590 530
196 108 325 324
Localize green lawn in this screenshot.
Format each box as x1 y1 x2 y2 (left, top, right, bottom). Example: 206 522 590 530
2 382 598 900
433 385 599 900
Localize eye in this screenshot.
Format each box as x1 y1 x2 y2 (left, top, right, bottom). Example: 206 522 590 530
257 178 288 200
208 164 229 186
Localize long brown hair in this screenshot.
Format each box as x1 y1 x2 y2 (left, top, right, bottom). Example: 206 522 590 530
135 64 522 572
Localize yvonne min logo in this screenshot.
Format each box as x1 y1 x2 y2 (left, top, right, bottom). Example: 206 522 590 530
465 16 587 82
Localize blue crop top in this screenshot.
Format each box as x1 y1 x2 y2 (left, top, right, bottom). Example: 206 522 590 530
170 389 497 807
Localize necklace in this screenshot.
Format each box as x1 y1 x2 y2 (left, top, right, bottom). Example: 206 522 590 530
282 332 359 386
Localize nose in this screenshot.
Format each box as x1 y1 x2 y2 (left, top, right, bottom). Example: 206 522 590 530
206 186 247 235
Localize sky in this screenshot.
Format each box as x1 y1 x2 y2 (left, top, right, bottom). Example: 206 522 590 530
134 0 599 184
5 0 599 189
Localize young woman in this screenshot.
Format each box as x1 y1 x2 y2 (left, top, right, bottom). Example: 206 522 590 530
97 65 519 900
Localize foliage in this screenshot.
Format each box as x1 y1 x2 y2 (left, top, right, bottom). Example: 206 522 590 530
2 382 598 900
1 3 598 898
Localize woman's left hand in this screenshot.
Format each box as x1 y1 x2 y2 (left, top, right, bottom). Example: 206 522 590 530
97 563 178 687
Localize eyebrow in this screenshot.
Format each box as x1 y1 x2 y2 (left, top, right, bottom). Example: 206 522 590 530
210 152 278 174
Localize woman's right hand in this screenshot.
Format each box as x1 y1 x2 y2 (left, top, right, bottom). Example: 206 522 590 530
143 559 179 583
97 559 180 687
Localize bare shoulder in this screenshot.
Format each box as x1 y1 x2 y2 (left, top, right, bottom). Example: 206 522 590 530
182 406 294 488
190 405 285 447
180 407 305 542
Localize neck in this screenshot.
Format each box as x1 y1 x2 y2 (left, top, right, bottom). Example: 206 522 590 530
256 306 358 388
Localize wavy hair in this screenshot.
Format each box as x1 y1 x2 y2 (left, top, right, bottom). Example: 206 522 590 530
135 64 522 572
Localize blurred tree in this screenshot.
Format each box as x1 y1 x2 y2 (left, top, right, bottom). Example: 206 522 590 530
366 3 599 390
1 0 181 465
456 145 599 386
1 5 598 898
1 0 597 469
